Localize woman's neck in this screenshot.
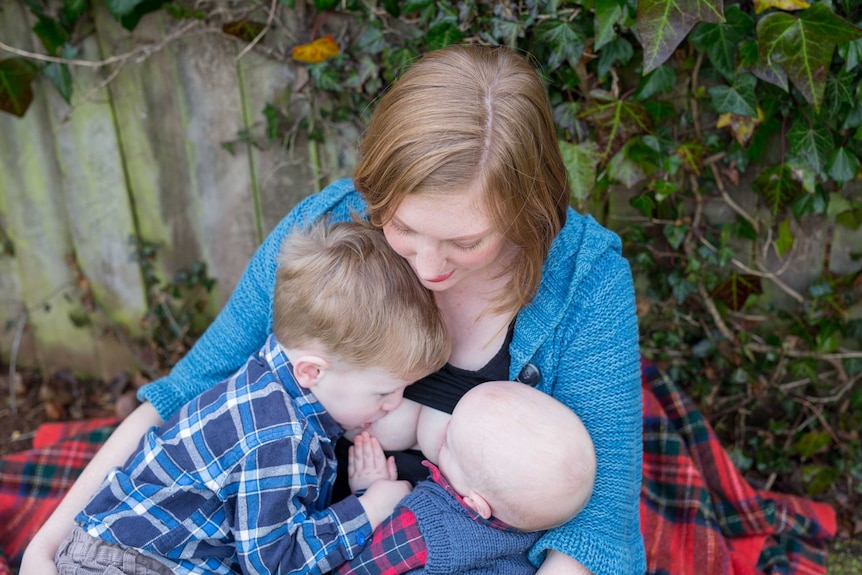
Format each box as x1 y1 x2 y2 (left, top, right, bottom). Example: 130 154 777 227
435 280 514 371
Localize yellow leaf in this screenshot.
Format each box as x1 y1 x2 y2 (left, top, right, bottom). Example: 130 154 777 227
292 34 340 64
716 107 765 146
753 0 810 14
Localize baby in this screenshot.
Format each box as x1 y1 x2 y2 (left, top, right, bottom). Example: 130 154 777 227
338 380 596 574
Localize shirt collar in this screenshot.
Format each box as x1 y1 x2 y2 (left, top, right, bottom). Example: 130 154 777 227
261 333 343 441
423 461 518 532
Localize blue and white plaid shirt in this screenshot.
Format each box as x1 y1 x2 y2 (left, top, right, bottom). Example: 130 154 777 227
77 334 371 574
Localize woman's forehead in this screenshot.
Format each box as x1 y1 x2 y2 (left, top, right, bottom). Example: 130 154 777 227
391 189 496 238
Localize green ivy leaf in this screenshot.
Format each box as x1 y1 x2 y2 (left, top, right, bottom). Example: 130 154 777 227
635 65 676 100
827 192 852 218
596 37 633 79
711 273 762 311
105 0 145 17
0 58 39 118
757 4 862 112
787 121 832 174
835 206 862 230
801 464 840 497
838 37 862 72
775 217 794 257
104 0 169 28
535 19 585 71
559 140 600 210
822 68 857 118
826 147 860 184
668 269 697 302
43 62 73 104
753 164 804 216
312 0 338 9
795 431 831 458
426 22 464 50
676 140 707 174
61 0 90 28
637 0 725 74
608 145 648 188
630 193 656 216
690 5 753 80
403 0 433 14
595 1 626 50
222 21 266 43
309 62 343 92
579 90 651 161
354 25 386 54
709 72 757 117
33 16 69 56
790 186 828 218
739 38 789 91
380 0 400 17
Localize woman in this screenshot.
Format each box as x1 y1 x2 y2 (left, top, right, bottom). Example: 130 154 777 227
22 45 645 575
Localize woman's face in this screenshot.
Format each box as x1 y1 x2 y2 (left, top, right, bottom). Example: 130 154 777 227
382 185 512 292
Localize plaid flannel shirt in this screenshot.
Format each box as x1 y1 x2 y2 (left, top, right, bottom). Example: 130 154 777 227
77 334 371 575
337 462 520 574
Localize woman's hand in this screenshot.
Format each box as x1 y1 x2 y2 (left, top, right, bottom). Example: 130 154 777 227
536 550 593 575
19 402 162 575
348 432 397 493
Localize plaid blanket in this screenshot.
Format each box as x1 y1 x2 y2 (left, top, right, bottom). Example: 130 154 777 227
0 418 118 574
640 358 835 575
0 361 835 574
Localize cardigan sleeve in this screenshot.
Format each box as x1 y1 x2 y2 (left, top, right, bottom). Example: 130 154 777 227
528 251 645 575
138 179 363 420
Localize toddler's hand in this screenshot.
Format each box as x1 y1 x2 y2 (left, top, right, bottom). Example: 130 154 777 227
348 431 397 493
357 478 412 530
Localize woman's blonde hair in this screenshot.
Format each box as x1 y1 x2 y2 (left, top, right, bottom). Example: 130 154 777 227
354 44 569 315
273 221 450 380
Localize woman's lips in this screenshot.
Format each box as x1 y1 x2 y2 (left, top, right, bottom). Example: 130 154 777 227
427 270 454 283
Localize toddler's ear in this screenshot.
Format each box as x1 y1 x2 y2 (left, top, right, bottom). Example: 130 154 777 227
292 356 329 388
462 491 492 520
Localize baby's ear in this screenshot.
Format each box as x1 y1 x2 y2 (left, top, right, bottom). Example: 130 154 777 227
462 491 492 520
292 356 329 388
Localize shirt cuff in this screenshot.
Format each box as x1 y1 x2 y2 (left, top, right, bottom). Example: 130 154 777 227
329 494 373 556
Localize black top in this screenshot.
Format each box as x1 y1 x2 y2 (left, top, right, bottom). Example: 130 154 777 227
404 325 514 414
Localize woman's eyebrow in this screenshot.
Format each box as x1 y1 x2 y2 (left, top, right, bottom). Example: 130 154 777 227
390 217 490 241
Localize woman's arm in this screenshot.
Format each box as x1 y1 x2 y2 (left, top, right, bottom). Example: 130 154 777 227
536 550 593 575
528 248 645 575
19 402 162 575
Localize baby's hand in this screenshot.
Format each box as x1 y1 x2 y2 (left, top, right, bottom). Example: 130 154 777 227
357 478 412 531
348 431 397 493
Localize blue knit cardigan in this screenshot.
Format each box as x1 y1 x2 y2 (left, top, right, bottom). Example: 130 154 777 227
139 178 646 575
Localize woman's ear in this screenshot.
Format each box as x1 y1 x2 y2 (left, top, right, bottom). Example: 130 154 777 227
462 491 492 520
292 356 330 388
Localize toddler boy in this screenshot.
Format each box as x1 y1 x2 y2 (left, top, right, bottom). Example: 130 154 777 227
54 221 451 575
338 380 596 574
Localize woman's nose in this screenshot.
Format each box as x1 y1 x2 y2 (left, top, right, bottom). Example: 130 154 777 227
414 242 445 277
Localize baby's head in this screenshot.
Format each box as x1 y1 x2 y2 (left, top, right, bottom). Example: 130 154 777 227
436 381 595 532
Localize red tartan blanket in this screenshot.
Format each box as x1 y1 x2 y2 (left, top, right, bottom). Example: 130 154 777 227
0 418 118 574
640 358 835 575
0 361 835 574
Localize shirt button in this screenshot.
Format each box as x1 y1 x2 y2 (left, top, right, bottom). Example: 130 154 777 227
517 363 541 387
356 533 366 546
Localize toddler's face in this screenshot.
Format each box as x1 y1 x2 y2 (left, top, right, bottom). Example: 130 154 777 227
310 364 411 431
